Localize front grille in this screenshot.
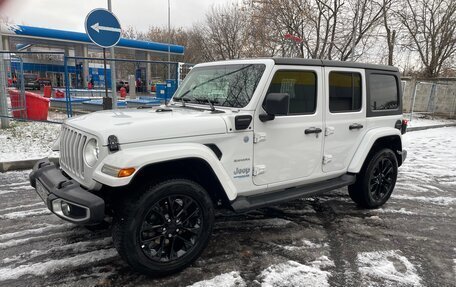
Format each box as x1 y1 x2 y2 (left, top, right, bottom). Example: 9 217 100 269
60 126 88 180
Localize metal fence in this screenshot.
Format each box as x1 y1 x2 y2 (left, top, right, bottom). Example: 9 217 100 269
402 79 456 120
0 50 185 127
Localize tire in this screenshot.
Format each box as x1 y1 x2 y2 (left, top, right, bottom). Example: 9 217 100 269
348 148 398 208
112 179 214 276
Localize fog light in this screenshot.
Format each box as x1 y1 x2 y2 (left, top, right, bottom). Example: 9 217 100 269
61 201 71 216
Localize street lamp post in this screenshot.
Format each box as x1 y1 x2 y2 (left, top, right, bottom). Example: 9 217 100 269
167 0 171 80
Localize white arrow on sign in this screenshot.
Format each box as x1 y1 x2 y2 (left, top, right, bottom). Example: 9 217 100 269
90 22 121 33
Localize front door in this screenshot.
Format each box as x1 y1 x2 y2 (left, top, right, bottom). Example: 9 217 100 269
253 66 323 186
323 67 366 173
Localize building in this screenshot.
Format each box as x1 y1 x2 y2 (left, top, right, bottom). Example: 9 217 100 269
0 24 185 91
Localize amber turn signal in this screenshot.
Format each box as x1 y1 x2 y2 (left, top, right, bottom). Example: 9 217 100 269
118 168 135 178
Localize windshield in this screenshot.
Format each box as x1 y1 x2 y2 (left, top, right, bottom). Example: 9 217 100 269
173 64 266 108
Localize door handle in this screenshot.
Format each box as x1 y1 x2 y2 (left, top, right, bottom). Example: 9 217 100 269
305 127 322 134
349 123 364 130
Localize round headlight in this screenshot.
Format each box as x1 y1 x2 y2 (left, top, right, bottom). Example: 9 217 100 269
84 138 99 167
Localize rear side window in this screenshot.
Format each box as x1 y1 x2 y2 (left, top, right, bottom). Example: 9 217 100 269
266 70 317 115
369 74 399 110
329 72 362 112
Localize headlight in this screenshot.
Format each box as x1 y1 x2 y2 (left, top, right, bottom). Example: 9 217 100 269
84 138 99 167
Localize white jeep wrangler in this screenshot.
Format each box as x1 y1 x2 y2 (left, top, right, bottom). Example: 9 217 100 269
29 58 407 276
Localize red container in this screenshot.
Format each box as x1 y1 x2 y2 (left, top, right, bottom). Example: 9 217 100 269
43 85 52 98
120 87 127 99
55 90 65 98
8 89 50 121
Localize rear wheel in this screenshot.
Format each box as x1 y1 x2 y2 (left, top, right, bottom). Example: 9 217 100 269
348 148 398 208
112 179 214 276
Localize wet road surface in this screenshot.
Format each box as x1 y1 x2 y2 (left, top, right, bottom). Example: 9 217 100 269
0 127 455 287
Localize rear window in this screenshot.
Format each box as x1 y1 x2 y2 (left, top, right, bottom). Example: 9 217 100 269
369 74 399 110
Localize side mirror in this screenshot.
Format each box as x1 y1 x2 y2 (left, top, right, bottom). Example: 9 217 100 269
259 93 289 122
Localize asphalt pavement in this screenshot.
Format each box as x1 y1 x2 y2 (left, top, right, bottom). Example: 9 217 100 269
0 127 455 287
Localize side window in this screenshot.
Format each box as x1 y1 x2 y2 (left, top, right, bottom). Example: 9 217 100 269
266 70 317 115
370 74 399 110
329 72 362 113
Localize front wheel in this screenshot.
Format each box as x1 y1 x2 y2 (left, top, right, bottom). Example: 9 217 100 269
348 148 398 208
112 179 214 276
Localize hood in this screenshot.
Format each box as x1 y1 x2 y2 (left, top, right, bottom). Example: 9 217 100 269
65 107 228 145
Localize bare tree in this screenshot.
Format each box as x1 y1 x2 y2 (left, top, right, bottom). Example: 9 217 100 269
397 0 456 77
381 0 396 65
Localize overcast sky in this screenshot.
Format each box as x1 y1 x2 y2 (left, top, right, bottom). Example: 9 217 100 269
0 0 236 32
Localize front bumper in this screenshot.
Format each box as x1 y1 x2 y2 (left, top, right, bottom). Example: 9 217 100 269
29 158 105 225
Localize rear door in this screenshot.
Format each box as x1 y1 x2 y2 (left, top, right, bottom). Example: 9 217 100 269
323 67 367 173
253 66 323 186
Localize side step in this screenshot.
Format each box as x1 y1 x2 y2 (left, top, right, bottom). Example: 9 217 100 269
231 174 356 212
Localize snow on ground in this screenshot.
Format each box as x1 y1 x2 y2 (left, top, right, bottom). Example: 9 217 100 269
257 260 332 287
357 250 422 287
187 271 246 287
0 121 60 162
400 127 456 192
0 248 117 281
404 113 455 128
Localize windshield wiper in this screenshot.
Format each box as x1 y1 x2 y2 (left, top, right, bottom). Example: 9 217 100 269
194 97 224 113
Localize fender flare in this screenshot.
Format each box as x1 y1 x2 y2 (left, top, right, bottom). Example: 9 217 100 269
92 143 237 200
347 127 402 173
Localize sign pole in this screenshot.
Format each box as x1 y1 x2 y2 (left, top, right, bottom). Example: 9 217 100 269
102 48 111 110
107 0 117 110
84 7 121 110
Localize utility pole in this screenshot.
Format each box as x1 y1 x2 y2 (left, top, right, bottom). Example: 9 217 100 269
0 33 10 128
167 0 171 80
108 0 117 109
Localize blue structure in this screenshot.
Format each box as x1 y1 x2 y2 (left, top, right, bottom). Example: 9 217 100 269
2 24 185 54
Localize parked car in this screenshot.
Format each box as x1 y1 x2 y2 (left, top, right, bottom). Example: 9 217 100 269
30 58 408 276
37 78 52 88
22 73 40 90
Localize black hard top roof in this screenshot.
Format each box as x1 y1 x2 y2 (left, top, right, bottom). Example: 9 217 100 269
272 58 399 72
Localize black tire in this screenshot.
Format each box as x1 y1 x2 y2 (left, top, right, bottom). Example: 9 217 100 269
112 179 214 276
348 148 398 208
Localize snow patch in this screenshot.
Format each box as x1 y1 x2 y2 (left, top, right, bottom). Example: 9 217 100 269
0 248 118 281
373 208 416 215
2 181 30 187
0 223 74 241
187 271 246 287
392 194 456 206
0 121 60 162
273 239 328 251
2 202 43 213
0 227 86 250
0 208 51 219
2 237 112 264
357 250 422 286
258 260 330 287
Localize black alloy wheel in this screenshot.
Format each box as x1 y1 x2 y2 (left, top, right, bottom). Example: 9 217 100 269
139 195 203 263
112 179 214 276
348 148 398 208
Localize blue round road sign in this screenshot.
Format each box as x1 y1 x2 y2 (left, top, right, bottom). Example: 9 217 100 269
85 8 121 48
